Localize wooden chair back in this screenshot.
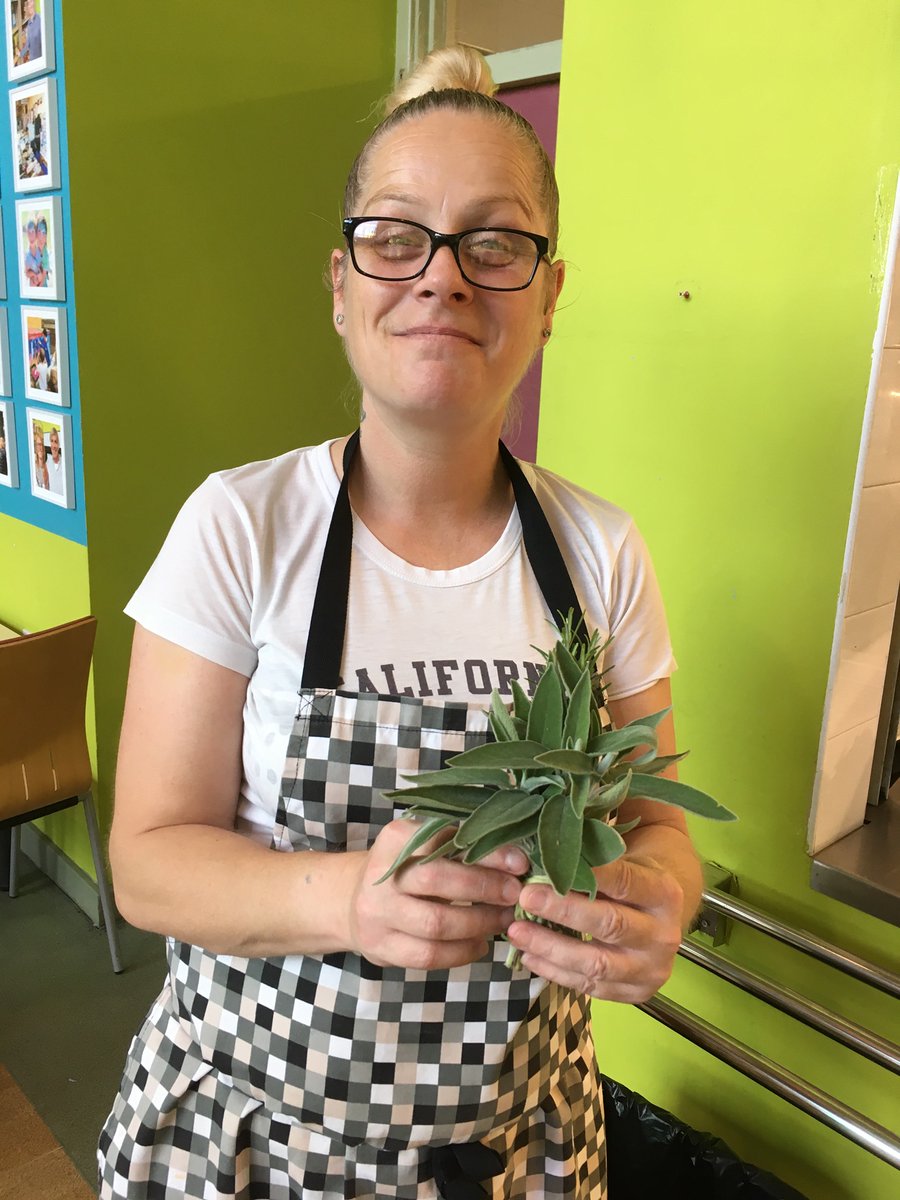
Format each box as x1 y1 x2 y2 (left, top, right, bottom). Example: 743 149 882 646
0 616 97 822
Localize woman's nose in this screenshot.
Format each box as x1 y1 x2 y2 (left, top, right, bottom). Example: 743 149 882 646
414 244 473 300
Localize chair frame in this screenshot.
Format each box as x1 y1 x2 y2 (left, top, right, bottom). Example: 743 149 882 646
1 616 123 973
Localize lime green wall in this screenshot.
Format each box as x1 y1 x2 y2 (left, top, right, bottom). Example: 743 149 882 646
0 513 98 862
51 2 395 873
543 3 899 1196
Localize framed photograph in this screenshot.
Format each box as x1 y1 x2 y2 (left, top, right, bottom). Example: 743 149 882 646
22 305 66 404
0 400 18 488
9 76 58 190
15 196 63 300
27 406 71 506
6 0 54 82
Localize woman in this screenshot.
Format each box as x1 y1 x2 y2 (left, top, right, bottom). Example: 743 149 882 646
99 47 702 1199
33 428 48 489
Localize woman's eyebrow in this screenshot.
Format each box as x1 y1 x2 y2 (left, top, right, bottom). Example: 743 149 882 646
362 190 536 223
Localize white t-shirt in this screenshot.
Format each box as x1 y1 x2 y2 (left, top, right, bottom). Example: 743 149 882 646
126 439 676 839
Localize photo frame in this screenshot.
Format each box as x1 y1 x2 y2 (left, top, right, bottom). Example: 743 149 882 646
6 0 54 82
0 400 18 488
27 405 71 506
15 196 63 300
9 76 59 190
22 305 66 404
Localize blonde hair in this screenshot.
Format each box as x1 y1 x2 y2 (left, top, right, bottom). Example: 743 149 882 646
385 45 497 112
341 45 559 255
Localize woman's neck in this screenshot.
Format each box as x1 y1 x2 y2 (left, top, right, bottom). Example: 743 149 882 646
329 409 515 569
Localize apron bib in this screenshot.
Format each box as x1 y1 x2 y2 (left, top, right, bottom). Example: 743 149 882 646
99 433 607 1199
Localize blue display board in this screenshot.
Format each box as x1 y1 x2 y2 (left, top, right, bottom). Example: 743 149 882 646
0 0 85 545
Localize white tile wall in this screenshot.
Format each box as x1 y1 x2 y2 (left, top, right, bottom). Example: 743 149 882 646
810 718 880 853
843 482 900 616
885 238 900 349
825 603 895 737
863 349 900 486
810 203 900 854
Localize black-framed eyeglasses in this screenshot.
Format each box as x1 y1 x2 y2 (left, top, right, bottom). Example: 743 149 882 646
342 216 550 292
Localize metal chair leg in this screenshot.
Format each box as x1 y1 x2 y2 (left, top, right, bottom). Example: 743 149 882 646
82 793 123 974
9 825 20 899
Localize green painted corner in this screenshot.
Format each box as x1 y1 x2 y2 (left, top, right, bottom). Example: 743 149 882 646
0 512 97 875
543 2 900 1195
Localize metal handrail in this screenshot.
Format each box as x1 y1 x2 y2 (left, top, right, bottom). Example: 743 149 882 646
678 940 900 1075
639 994 900 1170
701 888 900 999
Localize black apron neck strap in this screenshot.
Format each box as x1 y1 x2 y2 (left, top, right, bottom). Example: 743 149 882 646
301 430 359 689
301 431 585 689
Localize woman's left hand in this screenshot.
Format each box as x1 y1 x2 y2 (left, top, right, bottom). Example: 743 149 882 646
504 853 685 1003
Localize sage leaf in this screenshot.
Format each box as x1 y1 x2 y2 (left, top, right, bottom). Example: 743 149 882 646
624 706 671 731
568 770 593 820
510 679 532 723
446 740 548 769
489 692 518 743
519 774 565 793
581 817 627 866
460 814 539 864
553 639 583 695
572 857 599 899
614 815 641 835
454 789 543 847
587 726 658 757
533 748 595 775
628 773 737 820
627 752 688 776
592 770 632 813
385 785 490 814
562 668 592 749
538 791 582 895
526 663 564 748
401 767 510 788
374 814 457 883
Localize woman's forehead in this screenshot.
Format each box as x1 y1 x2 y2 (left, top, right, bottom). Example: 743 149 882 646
360 110 540 219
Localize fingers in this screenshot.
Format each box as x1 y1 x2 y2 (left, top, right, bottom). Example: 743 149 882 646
505 858 684 1002
349 819 524 970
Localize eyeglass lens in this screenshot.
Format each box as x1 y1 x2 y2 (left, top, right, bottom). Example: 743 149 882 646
351 219 540 289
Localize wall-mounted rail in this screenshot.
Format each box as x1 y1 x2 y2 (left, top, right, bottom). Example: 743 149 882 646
639 994 900 1169
678 940 900 1075
701 887 900 998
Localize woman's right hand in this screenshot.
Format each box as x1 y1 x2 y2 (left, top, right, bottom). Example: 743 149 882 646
346 819 527 970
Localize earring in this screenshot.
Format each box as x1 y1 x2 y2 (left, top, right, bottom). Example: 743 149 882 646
335 314 345 326
542 327 551 338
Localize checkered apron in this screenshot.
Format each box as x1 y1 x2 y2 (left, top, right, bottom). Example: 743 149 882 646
99 433 606 1199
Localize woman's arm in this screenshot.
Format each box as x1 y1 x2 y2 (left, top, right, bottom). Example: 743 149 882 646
505 677 703 1002
110 625 525 964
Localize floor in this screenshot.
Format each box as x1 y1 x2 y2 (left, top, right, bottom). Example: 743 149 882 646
0 859 167 1191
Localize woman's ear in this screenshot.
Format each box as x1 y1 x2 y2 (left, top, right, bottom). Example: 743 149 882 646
545 258 565 322
331 249 346 333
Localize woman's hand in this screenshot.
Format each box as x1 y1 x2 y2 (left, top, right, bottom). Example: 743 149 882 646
346 818 528 971
504 853 685 1003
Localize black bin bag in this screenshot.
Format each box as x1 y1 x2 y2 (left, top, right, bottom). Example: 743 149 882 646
601 1076 810 1200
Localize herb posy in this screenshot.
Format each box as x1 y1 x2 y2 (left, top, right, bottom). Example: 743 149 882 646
377 613 736 969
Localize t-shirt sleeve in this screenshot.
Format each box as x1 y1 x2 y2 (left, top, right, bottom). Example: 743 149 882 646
124 475 258 676
601 520 677 700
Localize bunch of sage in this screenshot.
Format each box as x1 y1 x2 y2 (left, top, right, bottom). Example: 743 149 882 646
377 614 736 968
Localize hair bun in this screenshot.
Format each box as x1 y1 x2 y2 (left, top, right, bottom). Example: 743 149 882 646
385 45 496 115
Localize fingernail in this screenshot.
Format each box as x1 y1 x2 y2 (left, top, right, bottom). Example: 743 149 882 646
503 849 524 872
524 888 547 914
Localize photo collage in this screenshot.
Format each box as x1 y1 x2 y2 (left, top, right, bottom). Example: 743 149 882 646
0 0 74 510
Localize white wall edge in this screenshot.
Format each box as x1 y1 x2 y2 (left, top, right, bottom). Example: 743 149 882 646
487 40 562 86
807 170 900 853
20 822 101 926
